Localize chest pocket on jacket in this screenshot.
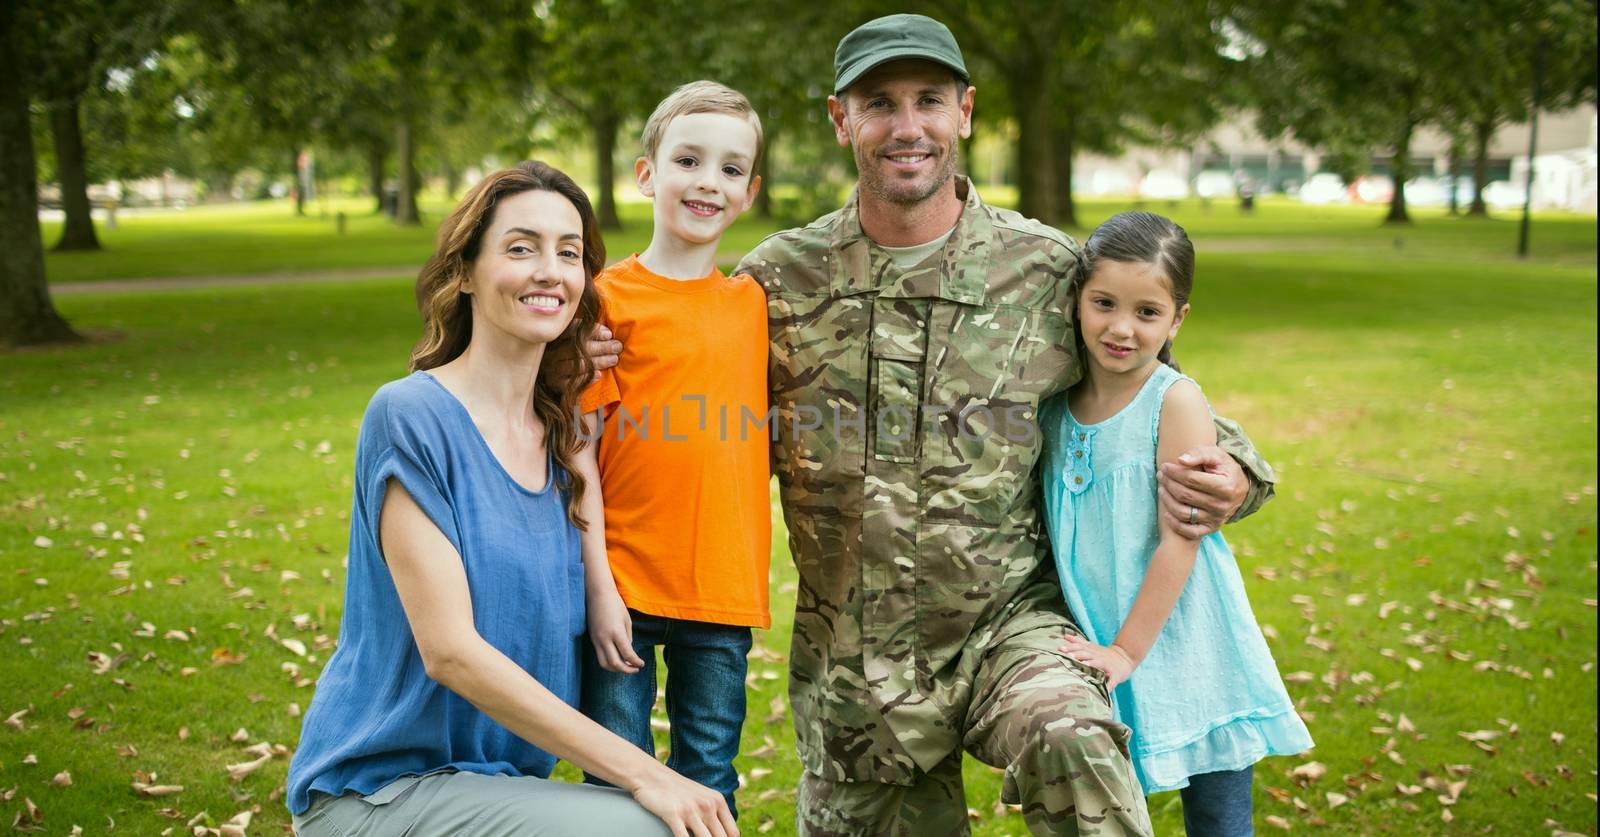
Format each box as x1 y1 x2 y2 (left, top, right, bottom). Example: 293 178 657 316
869 297 931 464
924 305 1072 527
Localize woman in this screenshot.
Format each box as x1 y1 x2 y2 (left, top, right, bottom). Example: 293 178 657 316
286 161 737 837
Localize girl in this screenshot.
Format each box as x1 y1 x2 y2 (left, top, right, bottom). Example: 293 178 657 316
286 161 737 837
1044 211 1312 835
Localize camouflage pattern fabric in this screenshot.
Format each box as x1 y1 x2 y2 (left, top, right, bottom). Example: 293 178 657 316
737 178 1272 832
795 580 1154 836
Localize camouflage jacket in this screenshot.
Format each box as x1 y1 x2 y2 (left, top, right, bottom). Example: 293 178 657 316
737 178 1275 785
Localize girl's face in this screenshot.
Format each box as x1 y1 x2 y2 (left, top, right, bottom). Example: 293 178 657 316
1077 259 1188 378
461 189 589 354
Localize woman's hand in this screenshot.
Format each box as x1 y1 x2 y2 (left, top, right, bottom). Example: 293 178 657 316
1059 634 1136 689
587 584 644 674
631 772 739 837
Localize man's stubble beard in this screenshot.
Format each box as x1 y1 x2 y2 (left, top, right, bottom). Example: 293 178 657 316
853 138 961 209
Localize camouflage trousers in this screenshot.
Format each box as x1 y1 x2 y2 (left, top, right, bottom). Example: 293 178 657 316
796 615 1152 837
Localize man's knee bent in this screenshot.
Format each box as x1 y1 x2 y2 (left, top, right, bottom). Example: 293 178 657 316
1029 714 1133 770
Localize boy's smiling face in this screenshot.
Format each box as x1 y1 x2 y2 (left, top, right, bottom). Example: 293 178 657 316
637 111 762 248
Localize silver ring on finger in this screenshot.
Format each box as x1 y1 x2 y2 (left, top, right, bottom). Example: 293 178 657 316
1188 505 1200 525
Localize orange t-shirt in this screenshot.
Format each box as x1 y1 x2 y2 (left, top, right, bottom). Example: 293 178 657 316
580 256 772 628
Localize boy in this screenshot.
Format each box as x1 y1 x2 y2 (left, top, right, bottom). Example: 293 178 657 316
574 80 767 818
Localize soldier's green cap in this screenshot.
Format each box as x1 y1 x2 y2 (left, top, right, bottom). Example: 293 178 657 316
833 14 969 95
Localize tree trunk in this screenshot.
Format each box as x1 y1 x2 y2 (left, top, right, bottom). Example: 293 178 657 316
0 23 79 347
1051 111 1078 229
755 133 773 219
1383 120 1414 225
1011 74 1057 223
367 142 386 214
445 166 461 200
1446 141 1461 216
48 94 100 251
1468 118 1493 218
290 147 306 216
592 106 621 230
395 119 420 226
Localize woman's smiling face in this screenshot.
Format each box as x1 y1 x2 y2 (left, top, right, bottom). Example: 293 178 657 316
462 189 588 351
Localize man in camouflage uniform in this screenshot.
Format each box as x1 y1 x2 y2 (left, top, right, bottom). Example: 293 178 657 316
732 14 1277 836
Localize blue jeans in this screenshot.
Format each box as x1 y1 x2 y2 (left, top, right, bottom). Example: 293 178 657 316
1180 766 1254 836
580 610 752 817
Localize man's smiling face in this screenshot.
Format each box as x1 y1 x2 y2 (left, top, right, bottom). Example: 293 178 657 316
829 59 974 208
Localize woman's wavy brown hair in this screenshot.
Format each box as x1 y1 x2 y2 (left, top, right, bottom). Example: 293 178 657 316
409 160 605 530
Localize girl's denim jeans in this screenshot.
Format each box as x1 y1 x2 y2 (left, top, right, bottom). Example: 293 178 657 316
1181 765 1255 836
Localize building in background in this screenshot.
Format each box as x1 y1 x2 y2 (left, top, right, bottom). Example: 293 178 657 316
1072 104 1598 213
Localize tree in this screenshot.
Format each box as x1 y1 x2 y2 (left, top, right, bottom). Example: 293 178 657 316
1 5 79 347
531 0 668 230
1238 0 1456 225
186 0 383 217
932 0 1241 227
1436 0 1597 217
14 0 173 250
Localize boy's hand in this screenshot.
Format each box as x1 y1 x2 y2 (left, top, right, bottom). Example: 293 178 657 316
1157 445 1246 538
587 585 644 673
1059 634 1135 689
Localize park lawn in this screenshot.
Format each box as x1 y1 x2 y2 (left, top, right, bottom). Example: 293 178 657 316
41 190 1596 285
2 215 1595 835
38 197 785 284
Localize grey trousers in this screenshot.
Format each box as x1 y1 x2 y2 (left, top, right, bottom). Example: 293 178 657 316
292 770 673 836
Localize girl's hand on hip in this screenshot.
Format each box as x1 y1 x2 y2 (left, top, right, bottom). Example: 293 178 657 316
586 585 644 674
633 771 739 837
1059 634 1135 689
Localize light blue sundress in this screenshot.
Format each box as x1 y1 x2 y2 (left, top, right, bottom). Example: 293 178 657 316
1041 363 1313 794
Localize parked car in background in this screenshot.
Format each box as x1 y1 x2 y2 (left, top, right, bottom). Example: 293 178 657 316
1349 175 1394 204
1298 173 1348 205
1404 177 1449 207
1481 180 1529 209
1082 169 1135 197
1139 170 1189 200
1194 170 1236 199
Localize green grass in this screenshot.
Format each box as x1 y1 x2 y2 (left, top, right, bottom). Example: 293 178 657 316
39 196 785 283
3 205 1596 835
43 190 1596 284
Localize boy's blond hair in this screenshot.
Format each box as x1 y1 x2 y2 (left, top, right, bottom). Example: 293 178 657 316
640 81 764 178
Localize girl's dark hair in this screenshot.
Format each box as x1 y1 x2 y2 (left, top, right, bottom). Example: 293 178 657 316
410 160 604 530
1081 211 1194 370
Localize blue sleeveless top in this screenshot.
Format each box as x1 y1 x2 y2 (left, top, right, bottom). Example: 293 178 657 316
1041 363 1312 793
286 372 586 815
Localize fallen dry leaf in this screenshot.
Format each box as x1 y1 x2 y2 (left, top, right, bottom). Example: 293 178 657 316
49 772 71 787
131 781 184 797
1290 761 1327 784
219 810 252 837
